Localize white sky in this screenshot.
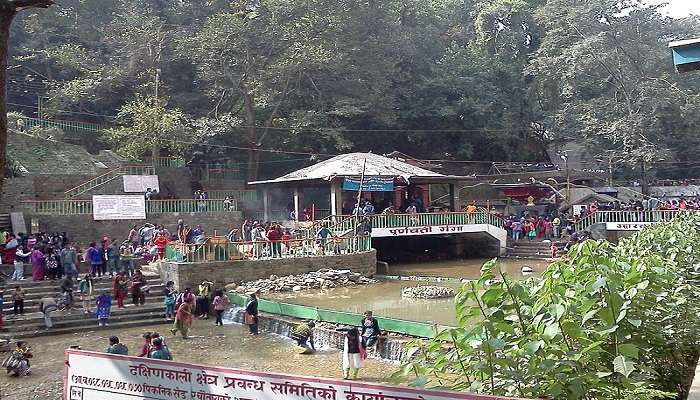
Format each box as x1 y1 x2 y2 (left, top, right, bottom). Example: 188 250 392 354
646 0 700 18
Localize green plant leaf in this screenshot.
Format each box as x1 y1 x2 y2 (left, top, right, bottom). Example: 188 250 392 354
614 355 636 378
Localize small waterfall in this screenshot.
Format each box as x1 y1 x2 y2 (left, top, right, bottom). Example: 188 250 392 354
221 307 408 362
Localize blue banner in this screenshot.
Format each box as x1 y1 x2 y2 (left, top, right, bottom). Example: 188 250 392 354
342 177 395 192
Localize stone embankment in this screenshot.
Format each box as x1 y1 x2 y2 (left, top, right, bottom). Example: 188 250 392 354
401 285 455 299
226 269 377 294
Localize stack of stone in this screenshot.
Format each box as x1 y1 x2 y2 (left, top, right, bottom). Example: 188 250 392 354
401 285 455 299
227 269 377 294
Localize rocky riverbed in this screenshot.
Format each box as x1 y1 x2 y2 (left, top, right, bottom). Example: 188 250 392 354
401 285 455 299
226 269 377 294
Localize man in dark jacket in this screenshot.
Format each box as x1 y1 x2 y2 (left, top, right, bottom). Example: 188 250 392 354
360 310 380 348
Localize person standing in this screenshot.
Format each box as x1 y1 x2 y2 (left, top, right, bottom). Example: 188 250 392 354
60 274 75 310
30 246 45 281
39 296 57 329
106 336 128 355
13 245 30 281
266 225 281 258
196 280 213 319
113 272 128 309
131 270 147 306
0 290 4 330
171 298 194 339
60 244 78 277
552 216 561 239
128 225 140 249
78 274 94 314
148 338 172 360
86 242 102 278
95 291 112 327
12 286 25 316
245 291 259 335
137 333 153 357
212 289 230 327
342 327 365 380
164 281 177 321
360 310 381 348
45 248 59 280
106 240 120 277
154 233 169 260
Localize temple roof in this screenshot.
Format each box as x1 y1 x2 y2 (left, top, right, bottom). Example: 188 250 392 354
249 152 444 185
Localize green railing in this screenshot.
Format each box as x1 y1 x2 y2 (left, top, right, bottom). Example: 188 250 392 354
151 157 185 168
226 293 453 338
64 164 155 198
574 210 700 231
204 167 244 181
22 199 237 215
146 199 235 213
23 117 106 133
205 190 258 201
165 235 372 263
21 200 93 215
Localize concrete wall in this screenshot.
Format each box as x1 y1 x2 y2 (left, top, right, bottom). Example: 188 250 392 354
26 211 242 245
154 249 377 291
0 177 35 213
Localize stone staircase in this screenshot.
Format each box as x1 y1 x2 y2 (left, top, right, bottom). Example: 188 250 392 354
0 271 168 339
0 214 11 233
506 240 566 259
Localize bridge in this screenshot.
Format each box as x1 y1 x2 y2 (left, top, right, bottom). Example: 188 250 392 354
574 210 698 232
305 211 508 255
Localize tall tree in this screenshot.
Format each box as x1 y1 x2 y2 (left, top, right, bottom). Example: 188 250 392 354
0 0 53 192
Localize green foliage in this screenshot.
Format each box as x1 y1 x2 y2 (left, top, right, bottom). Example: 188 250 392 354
106 96 187 159
395 214 700 399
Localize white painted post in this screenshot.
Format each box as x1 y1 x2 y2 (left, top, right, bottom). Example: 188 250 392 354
263 188 270 221
293 187 300 222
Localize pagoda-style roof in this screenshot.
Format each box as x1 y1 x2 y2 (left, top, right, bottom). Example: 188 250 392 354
249 152 445 185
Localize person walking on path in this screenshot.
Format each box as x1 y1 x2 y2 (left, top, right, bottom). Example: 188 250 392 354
131 270 147 306
30 246 45 281
149 337 172 360
171 297 194 339
95 291 112 327
244 291 259 335
13 245 31 281
79 274 94 314
212 290 230 326
60 274 75 311
196 281 213 319
39 297 57 329
106 336 128 355
12 286 25 316
164 281 177 321
342 327 365 380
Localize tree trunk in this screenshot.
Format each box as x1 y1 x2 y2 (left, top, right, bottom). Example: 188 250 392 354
0 11 15 197
242 90 259 182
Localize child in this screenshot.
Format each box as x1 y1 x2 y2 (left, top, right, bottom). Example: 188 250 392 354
212 290 230 327
164 281 176 321
12 286 25 316
550 243 558 259
95 291 112 327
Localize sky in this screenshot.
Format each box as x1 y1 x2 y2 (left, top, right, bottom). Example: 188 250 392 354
646 0 700 18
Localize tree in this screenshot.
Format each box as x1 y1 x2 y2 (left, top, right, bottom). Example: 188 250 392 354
0 0 53 194
106 96 187 160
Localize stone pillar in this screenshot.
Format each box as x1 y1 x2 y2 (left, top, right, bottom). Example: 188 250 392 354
263 188 270 221
449 184 456 212
293 187 300 222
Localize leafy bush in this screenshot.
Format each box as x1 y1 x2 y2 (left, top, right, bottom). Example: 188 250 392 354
394 214 700 399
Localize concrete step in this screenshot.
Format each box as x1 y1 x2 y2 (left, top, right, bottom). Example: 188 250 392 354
2 305 165 332
2 290 165 314
0 317 170 340
1 280 164 298
1 274 160 288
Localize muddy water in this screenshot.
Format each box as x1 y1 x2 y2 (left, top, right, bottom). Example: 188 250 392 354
269 258 551 326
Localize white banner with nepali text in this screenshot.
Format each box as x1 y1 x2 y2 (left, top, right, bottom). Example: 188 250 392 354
64 350 514 400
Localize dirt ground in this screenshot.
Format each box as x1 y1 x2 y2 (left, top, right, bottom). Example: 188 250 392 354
0 320 396 400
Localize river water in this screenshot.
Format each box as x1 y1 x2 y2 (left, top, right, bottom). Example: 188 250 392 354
269 258 551 326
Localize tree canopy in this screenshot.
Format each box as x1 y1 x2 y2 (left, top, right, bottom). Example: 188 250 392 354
6 0 700 179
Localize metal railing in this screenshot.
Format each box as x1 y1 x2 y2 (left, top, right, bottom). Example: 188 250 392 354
574 210 700 231
21 200 93 215
165 235 372 263
204 190 258 201
23 117 106 133
22 199 238 215
150 157 185 168
64 164 155 198
367 211 503 229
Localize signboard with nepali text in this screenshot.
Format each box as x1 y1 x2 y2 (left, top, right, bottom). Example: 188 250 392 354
123 175 160 193
342 177 395 192
64 350 512 400
92 195 146 221
605 222 656 231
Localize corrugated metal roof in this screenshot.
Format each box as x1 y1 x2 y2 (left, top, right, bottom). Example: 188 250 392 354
250 152 444 185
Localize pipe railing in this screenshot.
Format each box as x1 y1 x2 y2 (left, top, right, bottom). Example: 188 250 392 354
574 210 700 231
21 199 238 215
165 235 372 263
150 157 185 168
64 164 155 198
204 190 258 201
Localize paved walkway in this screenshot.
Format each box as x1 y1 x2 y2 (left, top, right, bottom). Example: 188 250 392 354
689 364 700 400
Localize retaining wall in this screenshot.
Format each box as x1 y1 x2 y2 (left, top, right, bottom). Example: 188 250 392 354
153 249 377 291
